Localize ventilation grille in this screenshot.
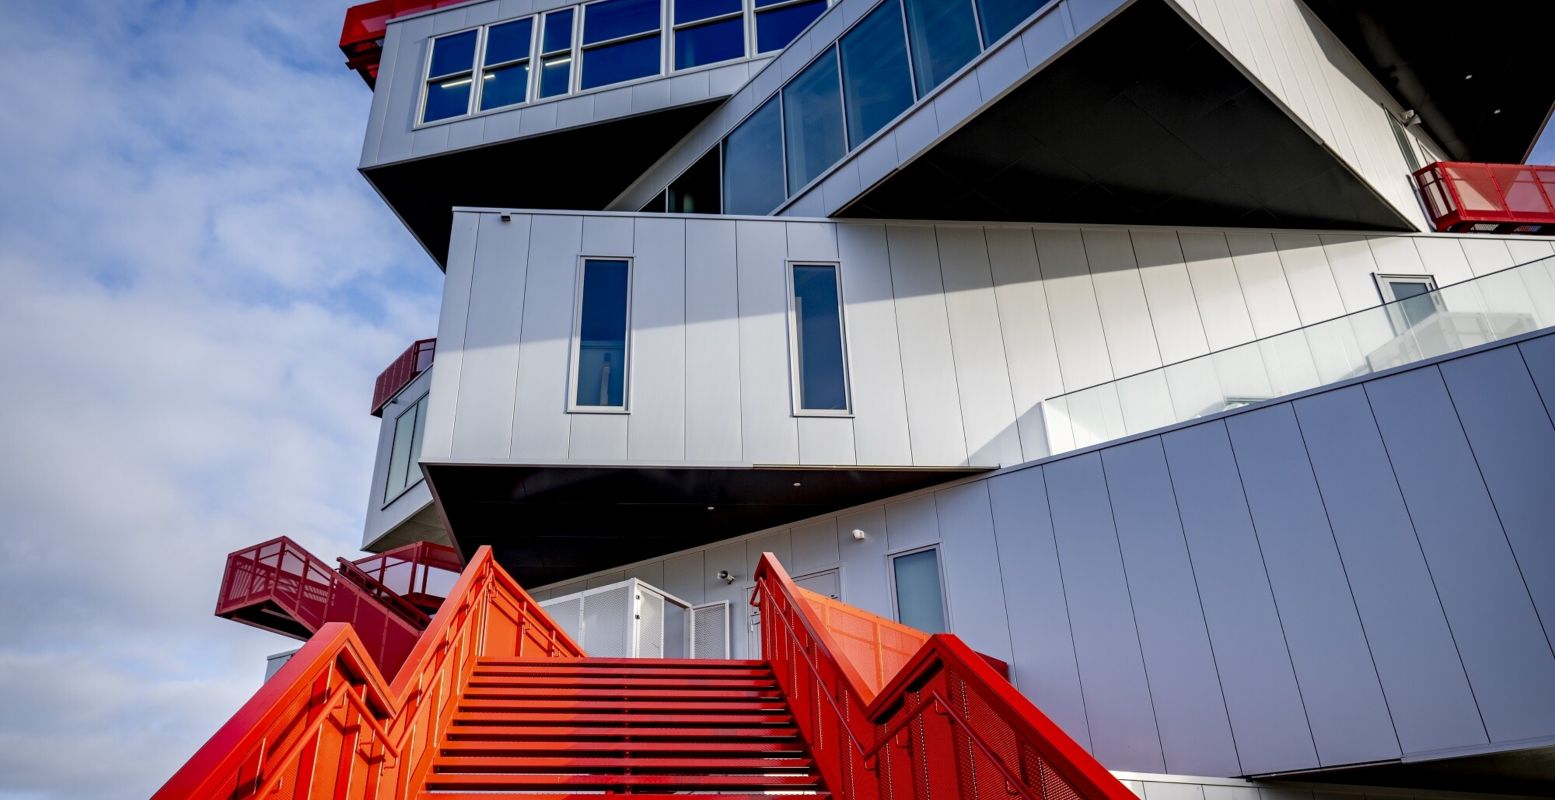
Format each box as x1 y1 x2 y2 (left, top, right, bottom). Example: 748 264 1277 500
581 583 633 657
637 590 664 659
690 601 730 659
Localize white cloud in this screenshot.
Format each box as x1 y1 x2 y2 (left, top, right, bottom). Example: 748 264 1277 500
0 2 439 798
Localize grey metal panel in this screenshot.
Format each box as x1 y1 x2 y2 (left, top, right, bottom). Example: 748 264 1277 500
627 217 687 462
1044 453 1165 772
509 214 581 460
974 35 1030 101
683 218 743 462
1364 366 1555 743
422 212 481 461
936 226 1022 467
375 16 435 166
835 505 892 614
883 493 939 553
1520 335 1555 421
933 482 1014 662
735 220 799 463
1020 0 1074 69
663 549 706 604
569 216 636 460
1292 385 1487 755
1225 405 1399 767
797 416 857 465
1161 421 1317 775
452 213 531 458
1440 345 1555 666
886 225 969 465
985 468 1091 751
1101 438 1240 777
790 518 841 575
1141 783 1203 800
931 73 983 136
835 224 911 465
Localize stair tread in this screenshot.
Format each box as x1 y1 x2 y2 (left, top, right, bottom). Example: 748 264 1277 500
463 686 782 700
422 794 828 799
453 711 796 726
442 740 805 755
424 773 823 788
467 676 778 689
434 755 814 771
444 725 802 741
461 699 792 712
478 658 767 668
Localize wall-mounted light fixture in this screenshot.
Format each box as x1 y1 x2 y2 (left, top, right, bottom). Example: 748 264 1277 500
851 528 867 541
716 569 735 585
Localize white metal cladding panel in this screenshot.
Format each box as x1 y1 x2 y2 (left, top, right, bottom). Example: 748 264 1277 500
1035 229 1114 391
627 217 688 462
935 227 1022 467
887 225 969 465
882 493 939 554
363 369 436 547
684 218 743 462
832 506 891 612
423 212 481 461
662 550 707 605
1412 236 1475 286
835 224 912 466
745 529 792 575
1129 230 1210 365
1318 234 1385 313
986 227 1065 458
452 213 531 458
1225 232 1302 338
788 222 859 465
1084 229 1163 378
931 482 1013 663
1270 233 1345 325
1176 231 1257 350
735 221 799 464
510 215 582 459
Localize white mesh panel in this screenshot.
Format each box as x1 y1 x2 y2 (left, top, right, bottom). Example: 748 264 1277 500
690 601 731 659
581 584 632 657
540 596 584 644
637 590 665 659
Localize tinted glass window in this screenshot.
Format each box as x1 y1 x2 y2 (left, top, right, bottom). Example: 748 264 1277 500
669 148 721 213
676 0 743 23
585 0 661 44
976 0 1048 44
841 0 914 147
756 0 827 53
575 259 632 408
540 55 572 97
902 0 980 95
1388 279 1439 327
424 77 473 122
543 9 575 52
485 18 534 64
479 62 529 110
676 17 745 69
429 30 478 78
722 97 786 215
384 394 428 503
792 264 848 410
783 48 845 192
581 34 662 88
893 549 946 633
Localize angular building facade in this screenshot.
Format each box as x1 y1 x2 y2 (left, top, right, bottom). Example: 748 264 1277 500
165 1 1555 798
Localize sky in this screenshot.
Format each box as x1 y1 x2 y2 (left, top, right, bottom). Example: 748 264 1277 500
0 2 1552 798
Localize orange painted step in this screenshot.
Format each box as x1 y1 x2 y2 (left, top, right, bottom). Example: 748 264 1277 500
443 724 802 741
451 711 796 726
421 772 824 791
466 674 778 689
441 739 806 756
477 657 768 667
421 794 828 800
460 698 791 713
461 686 781 700
434 755 815 772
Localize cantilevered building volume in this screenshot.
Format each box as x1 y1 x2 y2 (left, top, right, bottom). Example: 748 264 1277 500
161 1 1555 798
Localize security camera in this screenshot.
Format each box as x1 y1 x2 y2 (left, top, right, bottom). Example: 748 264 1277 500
716 569 734 585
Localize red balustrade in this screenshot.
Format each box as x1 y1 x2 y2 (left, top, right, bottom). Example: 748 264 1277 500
370 338 434 417
342 1 469 86
1414 161 1555 234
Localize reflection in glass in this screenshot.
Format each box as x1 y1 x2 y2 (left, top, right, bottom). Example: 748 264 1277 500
480 63 530 110
429 30 478 78
424 77 473 122
722 98 785 214
1390 280 1439 328
783 49 846 192
581 34 662 88
840 0 914 148
792 264 848 410
975 0 1049 45
756 0 827 53
893 549 946 633
540 55 572 97
669 148 721 213
902 0 980 95
676 16 745 69
543 9 575 52
676 0 743 24
584 0 661 43
485 18 534 65
575 260 631 408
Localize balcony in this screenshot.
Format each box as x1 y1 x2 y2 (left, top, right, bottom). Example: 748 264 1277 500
371 338 435 417
341 0 465 86
1414 162 1555 234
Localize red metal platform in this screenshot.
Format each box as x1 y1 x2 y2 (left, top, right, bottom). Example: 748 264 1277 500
1414 161 1555 234
370 337 435 417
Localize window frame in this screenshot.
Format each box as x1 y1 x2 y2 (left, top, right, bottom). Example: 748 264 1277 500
785 260 853 416
417 20 544 127
753 0 831 54
579 0 667 91
671 0 751 71
1374 272 1443 332
537 8 582 99
887 544 949 633
567 256 636 414
382 392 430 507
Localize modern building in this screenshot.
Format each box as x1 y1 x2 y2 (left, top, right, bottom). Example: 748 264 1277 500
165 0 1555 798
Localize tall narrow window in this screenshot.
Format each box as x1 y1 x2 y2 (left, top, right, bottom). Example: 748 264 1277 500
423 30 479 122
539 9 576 98
790 263 849 412
755 0 827 53
783 48 846 192
722 97 786 214
1378 274 1441 330
892 548 946 633
840 0 914 148
572 259 633 410
384 394 429 503
902 0 980 95
479 18 534 110
581 0 663 90
674 0 746 69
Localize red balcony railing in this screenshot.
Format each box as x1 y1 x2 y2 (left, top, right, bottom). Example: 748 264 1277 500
342 1 470 86
1414 161 1555 234
371 338 435 417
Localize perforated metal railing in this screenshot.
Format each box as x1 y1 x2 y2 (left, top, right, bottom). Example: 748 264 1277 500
752 553 1138 800
1414 161 1555 233
370 338 435 416
794 585 929 699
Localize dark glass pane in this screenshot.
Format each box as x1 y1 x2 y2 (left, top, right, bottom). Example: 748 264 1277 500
575 259 631 408
722 97 785 215
429 29 478 78
976 0 1048 44
783 48 845 192
581 34 662 88
423 76 473 122
675 0 742 23
584 0 661 44
479 63 530 109
841 0 914 147
902 0 980 95
793 265 848 410
385 402 417 502
669 148 721 213
408 395 427 488
675 17 745 69
1391 281 1438 327
485 18 534 64
893 549 946 632
641 190 668 212
543 8 575 53
754 0 793 6
756 0 826 53
539 55 572 97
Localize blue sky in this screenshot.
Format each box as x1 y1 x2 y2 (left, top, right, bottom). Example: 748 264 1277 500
0 2 1550 798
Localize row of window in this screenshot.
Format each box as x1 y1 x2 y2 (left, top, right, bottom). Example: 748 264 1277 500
421 0 830 124
640 0 1053 214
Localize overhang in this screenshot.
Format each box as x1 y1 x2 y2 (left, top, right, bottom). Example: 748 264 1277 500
423 462 983 586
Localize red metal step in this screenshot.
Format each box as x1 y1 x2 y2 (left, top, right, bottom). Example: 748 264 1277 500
467 674 778 689
452 710 797 726
434 755 815 772
422 794 828 800
461 686 781 700
441 740 806 756
460 698 791 712
421 772 824 790
443 724 802 741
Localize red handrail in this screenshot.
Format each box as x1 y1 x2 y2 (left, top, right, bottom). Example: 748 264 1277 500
158 546 584 800
370 338 435 417
752 552 1137 800
1414 161 1555 234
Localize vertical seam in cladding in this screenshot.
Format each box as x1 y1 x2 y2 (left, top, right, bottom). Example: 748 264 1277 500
979 226 1023 465
1358 378 1492 744
1214 419 1322 764
682 219 689 461
1285 398 1405 758
449 213 481 455
1154 434 1243 774
1122 229 1166 369
981 479 1021 688
1170 229 1216 370
927 227 972 465
883 225 917 465
1095 448 1168 771
500 216 528 456
1074 230 1119 383
1449 351 1555 662
1038 463 1095 752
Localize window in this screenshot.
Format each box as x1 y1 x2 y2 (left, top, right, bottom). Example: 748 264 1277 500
1388 111 1422 172
789 263 850 412
975 0 1049 45
422 30 479 122
571 259 633 410
478 18 535 111
675 0 746 69
539 9 576 98
384 394 429 504
641 190 669 212
902 0 980 95
892 547 946 633
582 0 663 90
783 48 846 192
840 0 914 148
669 148 721 213
755 0 828 53
722 97 786 214
1377 274 1441 329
